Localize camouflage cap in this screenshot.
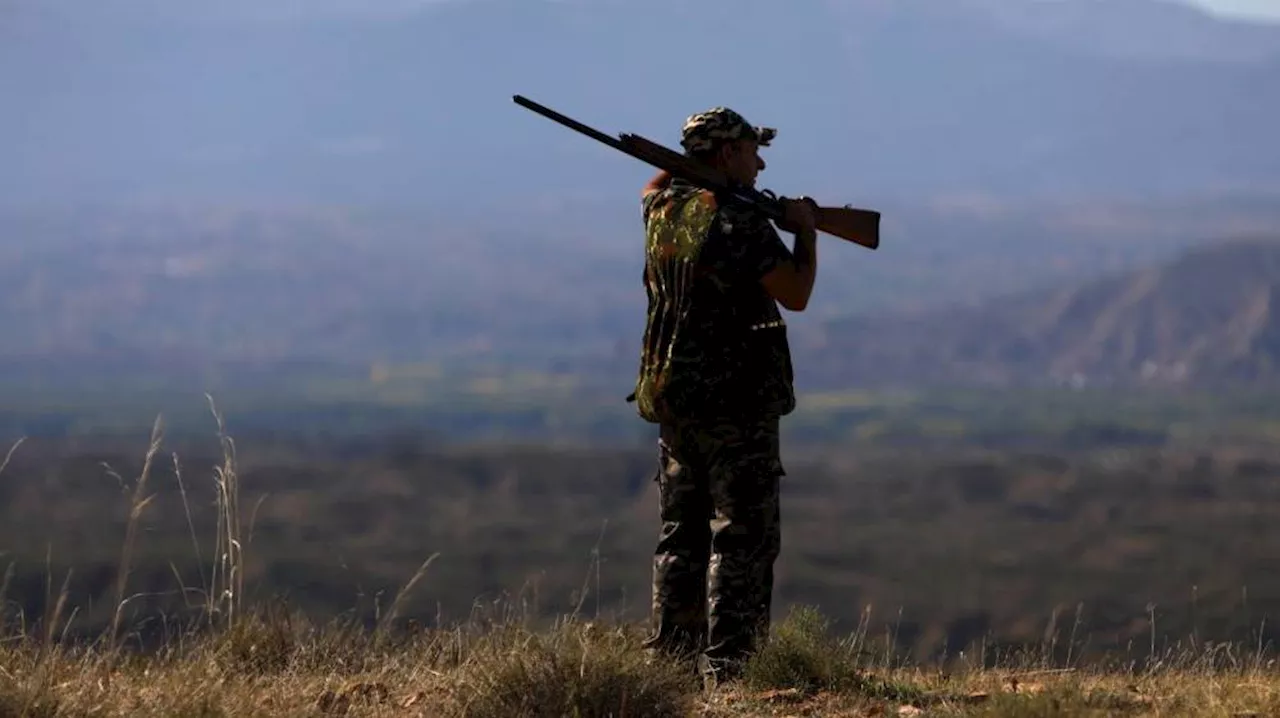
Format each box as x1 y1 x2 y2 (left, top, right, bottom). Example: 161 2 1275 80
680 107 776 154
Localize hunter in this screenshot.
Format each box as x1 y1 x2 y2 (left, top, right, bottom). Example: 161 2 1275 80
629 106 818 688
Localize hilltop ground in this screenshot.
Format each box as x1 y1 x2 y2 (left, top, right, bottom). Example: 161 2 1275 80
5 599 1280 716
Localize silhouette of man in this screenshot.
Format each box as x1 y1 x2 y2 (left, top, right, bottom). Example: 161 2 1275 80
629 106 819 688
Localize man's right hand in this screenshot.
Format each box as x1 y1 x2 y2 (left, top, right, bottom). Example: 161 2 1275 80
780 197 818 235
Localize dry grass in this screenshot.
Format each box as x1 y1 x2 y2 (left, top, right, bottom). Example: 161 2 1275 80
5 408 1280 716
6 603 1280 718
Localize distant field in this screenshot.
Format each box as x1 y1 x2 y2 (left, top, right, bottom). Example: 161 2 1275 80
3 366 1280 450
4 405 1280 664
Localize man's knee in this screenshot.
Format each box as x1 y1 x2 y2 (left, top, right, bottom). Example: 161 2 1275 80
707 416 783 491
709 467 781 534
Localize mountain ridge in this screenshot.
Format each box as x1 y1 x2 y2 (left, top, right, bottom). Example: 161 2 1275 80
807 234 1280 389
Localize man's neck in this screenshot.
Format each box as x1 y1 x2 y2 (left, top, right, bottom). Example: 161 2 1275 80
671 175 747 191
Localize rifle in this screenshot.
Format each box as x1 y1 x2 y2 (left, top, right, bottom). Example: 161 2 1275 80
512 94 880 251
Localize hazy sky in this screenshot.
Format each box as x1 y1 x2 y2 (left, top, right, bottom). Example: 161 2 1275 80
3 0 1276 209
1189 0 1280 19
9 0 1280 27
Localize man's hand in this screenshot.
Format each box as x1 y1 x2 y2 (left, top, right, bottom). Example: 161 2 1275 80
778 197 817 235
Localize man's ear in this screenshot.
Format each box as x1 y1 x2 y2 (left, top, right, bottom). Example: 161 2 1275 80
713 141 734 166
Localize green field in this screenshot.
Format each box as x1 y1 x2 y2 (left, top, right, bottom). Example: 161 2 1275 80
3 362 1280 452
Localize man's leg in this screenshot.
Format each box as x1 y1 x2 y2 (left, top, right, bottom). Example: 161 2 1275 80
702 417 784 685
751 486 782 645
642 422 712 660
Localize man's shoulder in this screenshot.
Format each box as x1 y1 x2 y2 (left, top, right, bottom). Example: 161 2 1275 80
643 180 715 206
642 182 721 223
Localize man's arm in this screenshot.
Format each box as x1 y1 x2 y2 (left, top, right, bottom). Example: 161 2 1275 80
640 170 673 224
642 169 673 197
760 200 818 312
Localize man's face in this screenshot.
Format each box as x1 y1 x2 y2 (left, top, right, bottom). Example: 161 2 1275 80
719 138 766 187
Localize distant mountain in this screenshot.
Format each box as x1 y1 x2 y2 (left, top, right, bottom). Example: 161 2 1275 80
2 0 1278 208
806 235 1280 389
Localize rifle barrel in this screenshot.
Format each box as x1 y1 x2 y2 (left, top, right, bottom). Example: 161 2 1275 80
513 95 627 152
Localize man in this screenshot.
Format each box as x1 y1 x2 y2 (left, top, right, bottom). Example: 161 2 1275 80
629 106 818 688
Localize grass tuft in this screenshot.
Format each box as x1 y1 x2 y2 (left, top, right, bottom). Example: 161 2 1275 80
742 604 930 706
444 619 696 718
744 604 859 692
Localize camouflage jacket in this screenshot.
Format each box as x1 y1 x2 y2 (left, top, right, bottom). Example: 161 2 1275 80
631 178 797 425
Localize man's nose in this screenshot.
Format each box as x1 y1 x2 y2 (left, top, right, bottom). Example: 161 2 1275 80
757 157 766 171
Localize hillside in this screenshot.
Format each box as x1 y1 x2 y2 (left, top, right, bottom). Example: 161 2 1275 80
4 198 1268 378
0 202 1278 415
808 236 1280 389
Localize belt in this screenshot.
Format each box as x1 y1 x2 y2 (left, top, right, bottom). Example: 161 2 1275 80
750 319 786 331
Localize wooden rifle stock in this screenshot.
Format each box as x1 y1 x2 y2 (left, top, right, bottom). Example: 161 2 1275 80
813 206 882 249
515 94 881 251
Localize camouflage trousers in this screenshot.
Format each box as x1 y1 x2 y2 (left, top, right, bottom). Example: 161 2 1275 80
641 415 784 683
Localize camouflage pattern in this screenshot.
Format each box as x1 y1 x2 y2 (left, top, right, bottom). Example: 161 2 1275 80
632 168 798 686
632 178 797 425
681 106 777 155
641 415 784 684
